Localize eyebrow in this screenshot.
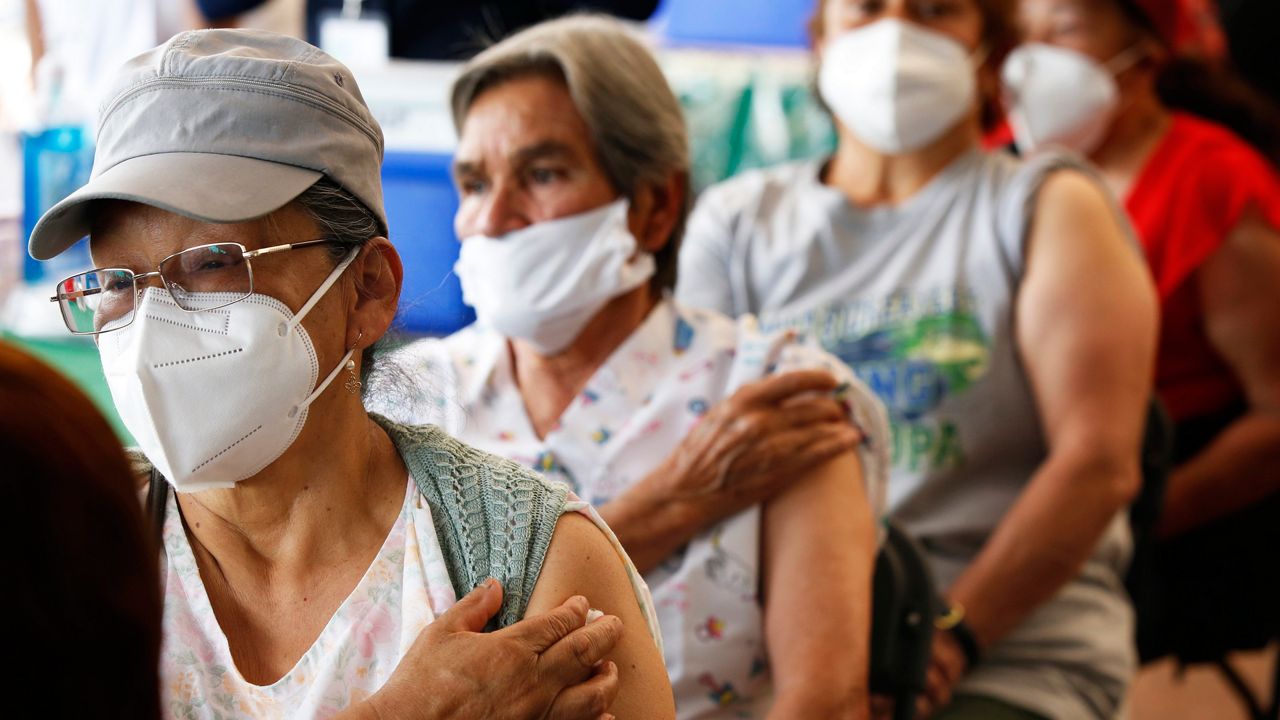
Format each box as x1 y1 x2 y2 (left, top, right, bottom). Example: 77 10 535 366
452 139 579 181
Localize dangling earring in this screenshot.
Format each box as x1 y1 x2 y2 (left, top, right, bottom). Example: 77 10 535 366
344 359 363 394
345 331 364 394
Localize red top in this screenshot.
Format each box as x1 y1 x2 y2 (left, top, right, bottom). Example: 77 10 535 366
1125 113 1280 420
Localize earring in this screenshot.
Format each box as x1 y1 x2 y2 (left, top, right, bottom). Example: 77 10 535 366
345 331 364 394
344 358 362 394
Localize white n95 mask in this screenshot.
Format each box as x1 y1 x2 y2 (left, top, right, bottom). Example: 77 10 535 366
453 198 655 355
818 19 978 155
1001 43 1144 154
98 249 359 492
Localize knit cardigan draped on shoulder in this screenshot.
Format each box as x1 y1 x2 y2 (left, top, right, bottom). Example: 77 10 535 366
372 414 569 627
139 414 570 629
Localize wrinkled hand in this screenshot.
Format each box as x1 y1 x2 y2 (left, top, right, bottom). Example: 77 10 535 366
915 630 968 719
362 579 624 720
660 369 862 514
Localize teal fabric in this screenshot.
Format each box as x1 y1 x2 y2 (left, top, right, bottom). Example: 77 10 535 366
371 414 569 627
141 415 569 629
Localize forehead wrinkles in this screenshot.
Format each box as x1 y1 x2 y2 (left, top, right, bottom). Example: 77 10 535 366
457 80 592 165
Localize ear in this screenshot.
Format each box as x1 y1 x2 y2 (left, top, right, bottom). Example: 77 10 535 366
345 237 403 353
628 171 689 256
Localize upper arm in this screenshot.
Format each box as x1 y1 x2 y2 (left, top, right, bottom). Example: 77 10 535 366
1199 210 1280 409
527 512 676 719
1018 170 1158 479
676 192 737 315
762 450 875 707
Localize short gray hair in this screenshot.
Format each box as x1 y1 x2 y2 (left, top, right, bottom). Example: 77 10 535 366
450 14 691 291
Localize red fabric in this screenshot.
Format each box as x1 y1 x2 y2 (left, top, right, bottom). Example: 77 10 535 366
1126 113 1280 420
1130 0 1226 58
983 119 1014 152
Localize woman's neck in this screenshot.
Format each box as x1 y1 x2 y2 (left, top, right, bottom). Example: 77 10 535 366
512 285 659 438
176 399 407 579
1089 86 1172 200
824 117 980 206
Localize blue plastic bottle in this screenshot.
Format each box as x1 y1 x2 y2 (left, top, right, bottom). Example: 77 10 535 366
21 124 93 283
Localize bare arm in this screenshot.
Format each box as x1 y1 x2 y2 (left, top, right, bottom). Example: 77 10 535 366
597 370 861 573
946 170 1157 650
527 513 676 719
763 450 875 720
1157 210 1280 537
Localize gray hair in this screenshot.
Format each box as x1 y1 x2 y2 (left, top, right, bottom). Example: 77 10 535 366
450 14 691 291
290 177 405 398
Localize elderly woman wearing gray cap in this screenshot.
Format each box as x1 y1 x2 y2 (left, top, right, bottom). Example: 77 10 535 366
30 29 672 720
373 15 890 720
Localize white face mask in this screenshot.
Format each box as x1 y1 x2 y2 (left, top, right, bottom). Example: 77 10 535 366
818 19 978 155
98 249 359 492
454 198 655 356
1001 43 1145 154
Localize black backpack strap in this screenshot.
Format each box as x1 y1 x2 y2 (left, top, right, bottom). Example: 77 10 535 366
146 469 169 550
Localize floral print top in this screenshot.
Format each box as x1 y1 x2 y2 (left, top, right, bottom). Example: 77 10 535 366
376 299 889 719
158 477 657 719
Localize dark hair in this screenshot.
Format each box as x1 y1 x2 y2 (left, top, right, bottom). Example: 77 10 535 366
0 341 161 718
807 0 1019 132
1114 0 1280 165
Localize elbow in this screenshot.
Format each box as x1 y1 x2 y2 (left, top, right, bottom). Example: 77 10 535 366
1063 450 1143 511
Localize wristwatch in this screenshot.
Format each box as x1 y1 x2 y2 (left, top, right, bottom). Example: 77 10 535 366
936 602 982 669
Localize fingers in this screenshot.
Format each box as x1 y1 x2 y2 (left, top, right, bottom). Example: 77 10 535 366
498 595 590 653
921 662 953 717
433 578 503 633
731 369 839 407
546 661 619 720
540 614 624 685
772 396 848 427
751 423 861 473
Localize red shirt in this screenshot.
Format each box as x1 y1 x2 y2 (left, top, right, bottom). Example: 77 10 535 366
1125 113 1280 421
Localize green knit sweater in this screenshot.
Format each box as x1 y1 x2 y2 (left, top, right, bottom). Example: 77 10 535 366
142 414 569 627
374 414 569 626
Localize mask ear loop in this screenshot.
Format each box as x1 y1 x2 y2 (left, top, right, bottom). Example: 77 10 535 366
1105 44 1147 76
289 343 359 419
284 246 362 336
283 246 364 419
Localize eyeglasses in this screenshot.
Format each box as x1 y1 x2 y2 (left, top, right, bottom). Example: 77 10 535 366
51 239 344 335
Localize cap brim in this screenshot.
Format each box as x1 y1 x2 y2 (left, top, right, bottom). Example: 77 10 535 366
28 152 324 260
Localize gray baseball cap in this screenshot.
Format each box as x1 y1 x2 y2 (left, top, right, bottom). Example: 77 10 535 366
28 29 387 261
